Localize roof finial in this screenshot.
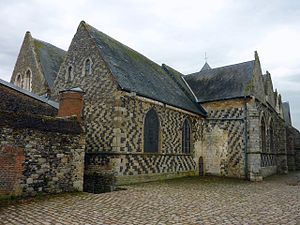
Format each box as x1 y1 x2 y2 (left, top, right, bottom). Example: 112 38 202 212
204 52 208 63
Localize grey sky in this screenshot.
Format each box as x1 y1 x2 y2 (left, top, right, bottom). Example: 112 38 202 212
0 0 299 128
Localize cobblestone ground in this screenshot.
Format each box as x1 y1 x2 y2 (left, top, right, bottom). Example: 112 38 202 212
1 172 299 225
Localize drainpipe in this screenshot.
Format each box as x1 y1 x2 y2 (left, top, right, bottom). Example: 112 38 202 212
244 96 249 180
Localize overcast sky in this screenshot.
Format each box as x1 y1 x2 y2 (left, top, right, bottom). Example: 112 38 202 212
0 0 299 129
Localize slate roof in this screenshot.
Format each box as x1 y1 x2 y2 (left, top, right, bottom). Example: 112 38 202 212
33 39 66 90
0 78 58 108
84 22 206 116
184 60 255 102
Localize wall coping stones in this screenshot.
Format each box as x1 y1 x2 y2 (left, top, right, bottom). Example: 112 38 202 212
0 110 82 134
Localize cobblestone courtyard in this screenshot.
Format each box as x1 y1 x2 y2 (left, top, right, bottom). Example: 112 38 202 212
1 172 299 225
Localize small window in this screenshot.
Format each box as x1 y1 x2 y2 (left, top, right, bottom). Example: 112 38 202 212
15 74 22 87
261 117 266 153
25 69 32 91
67 66 73 81
269 120 274 153
84 58 91 75
182 119 191 154
144 109 160 153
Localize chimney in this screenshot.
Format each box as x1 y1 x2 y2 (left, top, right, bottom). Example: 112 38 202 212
58 87 85 122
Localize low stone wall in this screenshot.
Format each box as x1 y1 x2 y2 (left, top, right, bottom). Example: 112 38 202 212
0 111 85 197
261 166 277 178
84 152 196 190
0 83 57 116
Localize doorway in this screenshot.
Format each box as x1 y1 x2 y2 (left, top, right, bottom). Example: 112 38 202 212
199 156 204 176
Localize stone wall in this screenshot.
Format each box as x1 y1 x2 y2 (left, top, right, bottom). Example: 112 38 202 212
201 98 246 178
84 93 203 184
286 126 296 171
10 32 48 95
0 112 84 197
0 83 57 116
52 22 119 152
247 98 287 180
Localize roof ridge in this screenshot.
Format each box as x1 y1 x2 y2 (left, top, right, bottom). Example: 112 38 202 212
32 38 66 53
80 21 206 116
186 60 254 76
83 22 162 70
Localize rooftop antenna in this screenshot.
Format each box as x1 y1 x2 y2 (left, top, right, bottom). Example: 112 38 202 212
204 52 208 63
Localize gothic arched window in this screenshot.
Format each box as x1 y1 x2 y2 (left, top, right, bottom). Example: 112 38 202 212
261 116 267 167
84 58 91 75
15 74 22 87
269 120 274 153
25 69 32 91
261 117 266 153
67 66 73 81
144 109 160 153
182 118 191 154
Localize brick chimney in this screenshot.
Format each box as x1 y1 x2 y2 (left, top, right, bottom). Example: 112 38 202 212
58 87 85 122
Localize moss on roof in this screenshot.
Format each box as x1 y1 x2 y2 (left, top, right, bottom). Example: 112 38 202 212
33 39 66 89
83 22 206 115
185 61 255 102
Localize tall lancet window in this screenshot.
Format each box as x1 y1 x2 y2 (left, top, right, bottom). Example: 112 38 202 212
24 69 32 91
144 109 160 153
182 119 191 154
84 58 92 75
15 74 22 88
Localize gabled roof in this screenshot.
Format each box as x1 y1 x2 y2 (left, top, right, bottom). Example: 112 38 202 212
184 60 254 102
32 38 66 89
161 64 197 102
83 22 206 116
0 78 58 108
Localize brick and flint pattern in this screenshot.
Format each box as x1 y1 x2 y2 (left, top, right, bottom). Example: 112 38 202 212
86 94 203 181
52 24 205 180
202 99 246 178
52 25 119 152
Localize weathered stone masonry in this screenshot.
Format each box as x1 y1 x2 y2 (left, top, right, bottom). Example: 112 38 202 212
85 93 204 185
201 99 246 178
0 82 85 197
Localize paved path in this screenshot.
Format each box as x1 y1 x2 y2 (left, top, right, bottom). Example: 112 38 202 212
1 172 299 225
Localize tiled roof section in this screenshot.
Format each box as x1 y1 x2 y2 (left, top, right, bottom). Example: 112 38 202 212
84 22 206 116
184 60 255 102
0 78 58 108
33 39 66 90
161 64 206 114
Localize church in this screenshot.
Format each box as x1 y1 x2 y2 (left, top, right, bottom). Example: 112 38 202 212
2 21 300 195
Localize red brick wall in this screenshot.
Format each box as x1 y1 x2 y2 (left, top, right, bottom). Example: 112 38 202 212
58 91 84 121
0 145 25 195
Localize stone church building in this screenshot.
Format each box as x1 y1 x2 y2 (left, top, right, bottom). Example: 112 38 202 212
2 21 300 194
